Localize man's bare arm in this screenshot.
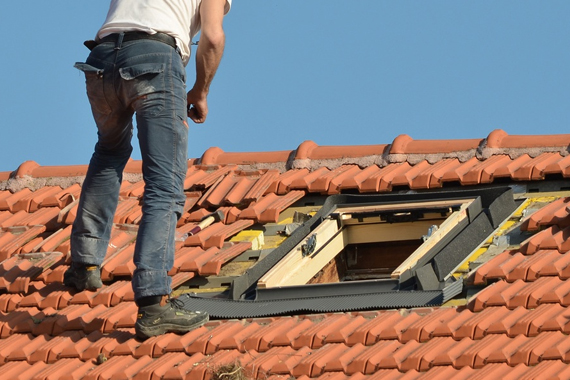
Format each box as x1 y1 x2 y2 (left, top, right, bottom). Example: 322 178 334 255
187 0 227 124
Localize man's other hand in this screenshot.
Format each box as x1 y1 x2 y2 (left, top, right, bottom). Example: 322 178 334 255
187 88 208 124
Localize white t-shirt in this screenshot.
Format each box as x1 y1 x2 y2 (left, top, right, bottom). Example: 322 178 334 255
97 0 231 65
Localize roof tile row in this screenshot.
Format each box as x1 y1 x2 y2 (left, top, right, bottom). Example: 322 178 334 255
2 330 570 378
3 301 570 352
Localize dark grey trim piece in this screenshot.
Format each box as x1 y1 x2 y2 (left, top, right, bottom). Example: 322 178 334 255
255 278 400 301
415 263 441 291
180 290 446 319
486 188 517 228
432 212 494 281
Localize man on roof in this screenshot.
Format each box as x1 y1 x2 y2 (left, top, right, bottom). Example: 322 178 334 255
64 0 231 340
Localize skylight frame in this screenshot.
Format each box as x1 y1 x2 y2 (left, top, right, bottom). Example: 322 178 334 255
227 187 517 303
257 197 476 289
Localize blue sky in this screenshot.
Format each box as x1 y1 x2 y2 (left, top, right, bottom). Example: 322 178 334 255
1 1 569 172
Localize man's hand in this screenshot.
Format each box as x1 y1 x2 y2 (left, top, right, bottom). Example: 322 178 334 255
187 0 227 124
187 88 208 124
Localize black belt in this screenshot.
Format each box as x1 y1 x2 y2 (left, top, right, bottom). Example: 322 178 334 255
84 32 177 51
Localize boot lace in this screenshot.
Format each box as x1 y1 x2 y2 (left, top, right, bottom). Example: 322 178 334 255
167 298 185 309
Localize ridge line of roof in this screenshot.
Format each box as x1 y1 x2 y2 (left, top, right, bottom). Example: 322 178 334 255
2 130 570 187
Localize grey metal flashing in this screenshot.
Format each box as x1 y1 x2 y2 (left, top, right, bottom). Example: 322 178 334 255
255 278 401 301
442 277 464 303
180 288 451 319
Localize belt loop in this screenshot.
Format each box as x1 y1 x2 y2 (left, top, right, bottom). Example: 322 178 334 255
114 32 125 50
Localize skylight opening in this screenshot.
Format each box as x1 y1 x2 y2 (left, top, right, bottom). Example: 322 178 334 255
258 198 474 289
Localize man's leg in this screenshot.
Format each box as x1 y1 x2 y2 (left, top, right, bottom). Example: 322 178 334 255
66 46 134 291
115 39 208 339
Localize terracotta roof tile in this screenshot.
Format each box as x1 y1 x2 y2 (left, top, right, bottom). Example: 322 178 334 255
459 155 511 185
290 343 348 377
184 219 254 249
193 349 245 379
378 339 423 371
311 166 362 194
398 308 457 343
101 244 135 281
274 169 310 194
522 197 570 231
0 188 32 212
243 346 297 379
0 333 34 364
0 226 46 261
0 210 29 231
360 163 412 193
509 331 566 366
461 333 520 368
511 250 565 281
113 198 141 225
15 162 88 179
475 249 570 284
238 191 306 223
329 346 371 375
544 154 570 178
519 360 570 380
241 317 311 352
215 320 262 352
38 184 80 210
269 346 312 376
162 352 206 379
190 165 238 191
0 294 22 313
28 187 64 213
392 160 434 190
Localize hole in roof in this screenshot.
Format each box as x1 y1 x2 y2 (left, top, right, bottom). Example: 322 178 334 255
258 196 474 289
180 187 520 319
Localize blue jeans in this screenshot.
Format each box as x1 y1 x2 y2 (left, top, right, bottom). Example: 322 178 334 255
71 35 188 301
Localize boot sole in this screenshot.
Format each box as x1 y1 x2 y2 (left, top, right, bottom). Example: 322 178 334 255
135 314 209 340
64 277 103 291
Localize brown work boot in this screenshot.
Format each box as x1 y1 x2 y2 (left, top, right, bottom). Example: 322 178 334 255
135 295 209 340
63 262 103 291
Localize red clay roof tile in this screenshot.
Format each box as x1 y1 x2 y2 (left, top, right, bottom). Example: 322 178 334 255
41 184 82 210
273 169 310 194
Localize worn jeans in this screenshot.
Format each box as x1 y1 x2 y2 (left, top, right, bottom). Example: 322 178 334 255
71 35 188 301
